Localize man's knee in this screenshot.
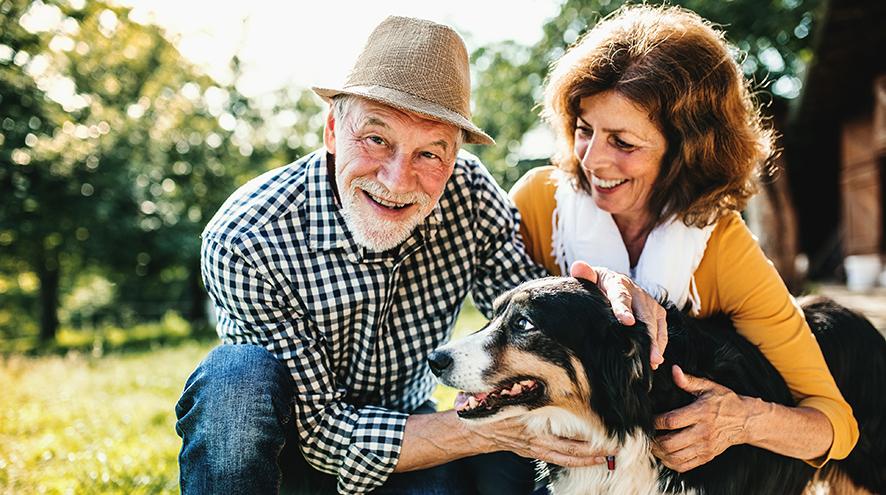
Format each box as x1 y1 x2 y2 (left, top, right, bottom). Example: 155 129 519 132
176 344 294 487
177 344 293 421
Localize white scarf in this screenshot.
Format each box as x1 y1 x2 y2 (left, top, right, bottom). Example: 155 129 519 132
551 174 716 314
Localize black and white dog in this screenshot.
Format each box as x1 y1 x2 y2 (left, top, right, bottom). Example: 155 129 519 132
428 277 886 494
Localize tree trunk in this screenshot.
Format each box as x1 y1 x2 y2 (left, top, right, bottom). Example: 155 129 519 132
38 249 60 342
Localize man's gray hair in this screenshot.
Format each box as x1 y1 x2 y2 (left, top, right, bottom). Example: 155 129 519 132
331 95 466 152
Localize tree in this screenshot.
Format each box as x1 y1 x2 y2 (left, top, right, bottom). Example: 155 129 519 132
0 0 323 341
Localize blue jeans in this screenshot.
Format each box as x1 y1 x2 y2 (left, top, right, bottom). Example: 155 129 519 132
175 344 537 494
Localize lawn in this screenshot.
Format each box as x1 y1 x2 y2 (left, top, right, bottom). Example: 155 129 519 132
0 301 488 494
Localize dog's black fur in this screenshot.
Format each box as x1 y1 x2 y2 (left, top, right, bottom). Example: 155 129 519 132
513 278 886 494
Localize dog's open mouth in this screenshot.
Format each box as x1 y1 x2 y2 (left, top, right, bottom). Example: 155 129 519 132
454 378 545 419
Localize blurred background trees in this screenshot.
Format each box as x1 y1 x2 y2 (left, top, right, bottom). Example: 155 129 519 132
1 0 321 345
0 0 830 347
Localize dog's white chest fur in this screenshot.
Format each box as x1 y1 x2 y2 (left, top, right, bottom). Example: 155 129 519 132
523 409 696 495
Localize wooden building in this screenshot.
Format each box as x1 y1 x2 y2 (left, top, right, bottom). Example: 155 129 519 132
784 0 886 281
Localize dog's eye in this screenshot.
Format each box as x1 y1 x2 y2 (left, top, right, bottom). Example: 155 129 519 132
513 316 535 332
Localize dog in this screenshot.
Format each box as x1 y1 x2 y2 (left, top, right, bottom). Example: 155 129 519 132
428 277 886 494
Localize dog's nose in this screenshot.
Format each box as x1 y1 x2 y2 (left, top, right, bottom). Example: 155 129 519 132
427 350 453 376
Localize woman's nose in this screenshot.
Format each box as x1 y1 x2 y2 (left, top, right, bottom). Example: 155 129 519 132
578 135 606 171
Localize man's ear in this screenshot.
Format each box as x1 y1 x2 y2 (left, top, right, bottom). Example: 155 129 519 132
323 108 336 153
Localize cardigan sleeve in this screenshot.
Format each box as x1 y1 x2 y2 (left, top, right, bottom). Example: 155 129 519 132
695 212 859 466
509 166 562 276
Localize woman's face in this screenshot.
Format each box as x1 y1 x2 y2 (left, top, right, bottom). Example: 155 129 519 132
573 91 667 227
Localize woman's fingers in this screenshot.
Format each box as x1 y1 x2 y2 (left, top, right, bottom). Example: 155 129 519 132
655 443 707 472
568 260 599 284
654 401 704 431
570 262 668 369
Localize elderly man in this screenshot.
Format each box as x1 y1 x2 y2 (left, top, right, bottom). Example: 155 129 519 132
175 15 666 495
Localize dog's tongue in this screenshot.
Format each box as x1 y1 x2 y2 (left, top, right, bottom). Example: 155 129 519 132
455 392 469 410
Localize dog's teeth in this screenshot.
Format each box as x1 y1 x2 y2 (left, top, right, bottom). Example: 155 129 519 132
500 389 510 396
467 396 479 409
511 383 523 394
520 380 534 387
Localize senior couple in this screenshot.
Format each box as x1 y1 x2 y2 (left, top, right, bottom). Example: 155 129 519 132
175 7 858 494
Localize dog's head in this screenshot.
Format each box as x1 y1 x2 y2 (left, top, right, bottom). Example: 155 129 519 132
428 277 655 440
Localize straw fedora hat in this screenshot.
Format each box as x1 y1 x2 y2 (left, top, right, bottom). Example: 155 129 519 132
312 16 494 145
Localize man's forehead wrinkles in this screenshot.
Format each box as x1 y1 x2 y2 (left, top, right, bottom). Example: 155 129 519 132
361 116 390 129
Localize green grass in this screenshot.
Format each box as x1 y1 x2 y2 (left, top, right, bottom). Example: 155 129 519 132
0 343 212 494
0 300 488 493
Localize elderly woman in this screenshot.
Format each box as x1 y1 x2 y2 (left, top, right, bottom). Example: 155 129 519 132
510 5 858 471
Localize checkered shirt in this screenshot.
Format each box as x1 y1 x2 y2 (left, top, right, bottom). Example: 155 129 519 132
200 149 545 493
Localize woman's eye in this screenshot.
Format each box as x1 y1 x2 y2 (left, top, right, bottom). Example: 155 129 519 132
576 126 593 138
513 317 535 332
367 135 386 146
613 136 635 150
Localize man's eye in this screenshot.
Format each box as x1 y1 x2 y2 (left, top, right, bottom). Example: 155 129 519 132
367 136 385 146
420 151 439 160
513 317 535 332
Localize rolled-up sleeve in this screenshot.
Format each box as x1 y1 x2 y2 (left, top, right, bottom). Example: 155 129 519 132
201 234 407 493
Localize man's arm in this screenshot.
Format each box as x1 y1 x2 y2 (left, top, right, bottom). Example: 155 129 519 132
201 235 408 494
395 410 611 472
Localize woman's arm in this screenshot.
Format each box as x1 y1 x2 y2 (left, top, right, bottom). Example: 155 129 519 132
651 365 832 472
676 212 857 467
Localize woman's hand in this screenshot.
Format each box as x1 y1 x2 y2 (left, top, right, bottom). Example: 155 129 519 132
570 261 668 369
651 365 751 471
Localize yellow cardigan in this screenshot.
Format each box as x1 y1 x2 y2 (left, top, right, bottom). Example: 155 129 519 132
510 166 858 464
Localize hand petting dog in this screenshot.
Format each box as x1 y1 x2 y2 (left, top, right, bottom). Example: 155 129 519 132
570 261 668 370
463 415 616 468
651 365 750 472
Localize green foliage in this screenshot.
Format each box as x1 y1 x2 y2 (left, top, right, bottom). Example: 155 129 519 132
469 0 823 189
0 0 324 342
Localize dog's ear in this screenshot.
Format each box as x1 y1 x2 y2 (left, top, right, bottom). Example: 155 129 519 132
582 324 654 441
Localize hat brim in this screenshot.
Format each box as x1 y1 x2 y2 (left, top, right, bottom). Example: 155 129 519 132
312 85 494 146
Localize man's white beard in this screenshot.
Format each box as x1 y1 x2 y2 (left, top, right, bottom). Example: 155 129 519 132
339 177 432 252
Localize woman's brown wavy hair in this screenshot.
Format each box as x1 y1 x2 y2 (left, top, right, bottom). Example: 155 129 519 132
542 4 775 229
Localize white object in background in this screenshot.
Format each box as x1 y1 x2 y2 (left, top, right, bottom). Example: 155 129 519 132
844 254 882 291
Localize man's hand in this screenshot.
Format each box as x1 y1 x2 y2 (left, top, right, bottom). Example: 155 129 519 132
651 365 750 472
465 415 614 468
570 261 668 369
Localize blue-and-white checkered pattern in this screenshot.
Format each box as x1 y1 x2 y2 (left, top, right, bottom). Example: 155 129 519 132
201 149 545 493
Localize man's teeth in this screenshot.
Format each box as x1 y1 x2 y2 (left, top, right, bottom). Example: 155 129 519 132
366 191 409 208
592 176 629 189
